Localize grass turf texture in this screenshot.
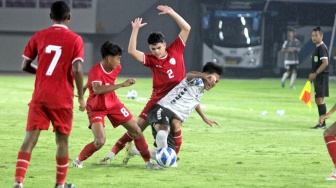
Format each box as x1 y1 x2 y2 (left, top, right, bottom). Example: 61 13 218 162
1 76 336 188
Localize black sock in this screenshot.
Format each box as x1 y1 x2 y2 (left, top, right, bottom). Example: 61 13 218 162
317 104 327 126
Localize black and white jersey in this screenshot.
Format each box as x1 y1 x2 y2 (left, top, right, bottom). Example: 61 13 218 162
157 77 204 122
311 42 329 73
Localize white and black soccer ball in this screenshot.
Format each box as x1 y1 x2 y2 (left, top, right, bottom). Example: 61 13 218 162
126 89 137 99
155 147 177 167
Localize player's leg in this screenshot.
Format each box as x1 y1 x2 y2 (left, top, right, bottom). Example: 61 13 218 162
281 64 290 88
55 131 71 187
14 130 40 187
50 107 74 187
289 65 297 89
14 104 48 187
122 118 162 169
172 119 182 156
73 122 106 168
323 123 336 180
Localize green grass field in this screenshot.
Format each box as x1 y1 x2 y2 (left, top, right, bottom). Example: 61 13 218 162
1 75 336 188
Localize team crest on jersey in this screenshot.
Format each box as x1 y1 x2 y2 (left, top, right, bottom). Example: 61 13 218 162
169 58 176 65
191 78 203 86
314 56 318 62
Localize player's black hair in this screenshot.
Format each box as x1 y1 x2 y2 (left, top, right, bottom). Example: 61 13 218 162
50 1 70 22
288 27 296 32
313 26 323 35
202 62 224 77
147 32 165 45
101 41 123 59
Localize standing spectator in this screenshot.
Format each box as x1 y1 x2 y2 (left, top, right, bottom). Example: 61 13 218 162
281 27 301 89
13 1 85 188
309 27 329 129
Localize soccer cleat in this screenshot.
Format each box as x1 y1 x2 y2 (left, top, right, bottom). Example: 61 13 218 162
98 157 112 165
145 161 163 170
290 85 295 89
13 182 23 188
325 169 336 180
122 142 135 165
54 182 75 188
171 162 178 168
310 124 326 129
72 157 83 168
281 81 285 88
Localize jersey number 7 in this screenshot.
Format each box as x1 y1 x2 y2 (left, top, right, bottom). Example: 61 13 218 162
45 45 62 76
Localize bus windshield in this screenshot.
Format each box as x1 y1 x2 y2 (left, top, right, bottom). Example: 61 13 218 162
212 11 262 48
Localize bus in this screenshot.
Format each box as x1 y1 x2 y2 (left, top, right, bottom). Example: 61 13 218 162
201 0 336 77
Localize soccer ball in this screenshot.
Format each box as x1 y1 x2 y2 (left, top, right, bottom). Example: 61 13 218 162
155 147 177 167
126 89 137 99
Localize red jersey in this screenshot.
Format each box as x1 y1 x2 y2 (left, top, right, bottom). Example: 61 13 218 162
86 63 122 111
23 24 84 108
143 36 186 100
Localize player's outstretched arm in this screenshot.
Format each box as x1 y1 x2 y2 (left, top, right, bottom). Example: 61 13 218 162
128 18 146 63
73 60 86 111
157 5 191 43
195 105 219 127
92 78 136 95
21 58 37 74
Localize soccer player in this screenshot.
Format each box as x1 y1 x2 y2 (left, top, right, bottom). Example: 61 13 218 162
99 5 217 165
319 104 336 180
280 27 300 89
13 1 85 188
72 41 162 170
123 62 223 166
309 27 329 129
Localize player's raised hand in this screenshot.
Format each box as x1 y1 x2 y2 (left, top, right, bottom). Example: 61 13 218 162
122 78 136 87
157 5 173 15
78 98 86 112
131 18 147 29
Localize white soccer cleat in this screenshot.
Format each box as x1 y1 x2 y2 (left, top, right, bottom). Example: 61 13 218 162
171 162 178 168
145 161 163 170
325 169 336 180
13 182 23 188
72 157 83 168
98 157 112 165
122 142 135 165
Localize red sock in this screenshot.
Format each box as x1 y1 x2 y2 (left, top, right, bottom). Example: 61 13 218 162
134 135 151 162
174 130 182 156
325 136 336 167
78 142 99 161
111 132 133 155
14 151 31 183
56 156 69 185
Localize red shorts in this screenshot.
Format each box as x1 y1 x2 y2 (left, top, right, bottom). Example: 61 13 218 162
138 97 160 120
26 103 73 135
87 101 133 128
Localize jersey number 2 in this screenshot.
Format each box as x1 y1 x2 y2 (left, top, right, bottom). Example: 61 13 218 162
45 45 62 76
167 69 174 79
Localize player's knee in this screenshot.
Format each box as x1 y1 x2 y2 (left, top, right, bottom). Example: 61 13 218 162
324 128 334 137
94 137 106 149
129 129 143 138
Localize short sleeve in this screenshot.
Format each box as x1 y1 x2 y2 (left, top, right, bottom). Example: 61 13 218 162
22 34 38 60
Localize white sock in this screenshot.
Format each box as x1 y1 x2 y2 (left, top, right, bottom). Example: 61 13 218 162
290 73 297 86
150 148 158 160
106 152 115 159
281 72 289 82
156 130 168 149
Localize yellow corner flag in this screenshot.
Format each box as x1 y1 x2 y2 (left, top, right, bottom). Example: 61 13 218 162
299 80 312 110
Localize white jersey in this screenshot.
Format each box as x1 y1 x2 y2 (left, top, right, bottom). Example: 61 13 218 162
158 77 204 122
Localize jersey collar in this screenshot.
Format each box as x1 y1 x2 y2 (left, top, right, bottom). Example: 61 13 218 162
52 24 68 29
